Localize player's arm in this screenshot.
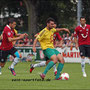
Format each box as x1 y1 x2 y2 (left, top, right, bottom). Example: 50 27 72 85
56 28 70 33
74 37 78 50
33 38 38 52
74 29 78 50
8 34 25 42
15 33 28 37
0 34 2 40
34 33 39 38
33 30 46 52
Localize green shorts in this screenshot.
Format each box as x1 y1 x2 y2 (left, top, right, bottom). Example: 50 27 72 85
43 48 60 59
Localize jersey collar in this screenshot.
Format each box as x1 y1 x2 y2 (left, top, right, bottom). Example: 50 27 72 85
80 24 87 29
6 25 11 30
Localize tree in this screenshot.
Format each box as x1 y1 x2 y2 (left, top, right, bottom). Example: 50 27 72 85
82 0 90 24
36 0 77 33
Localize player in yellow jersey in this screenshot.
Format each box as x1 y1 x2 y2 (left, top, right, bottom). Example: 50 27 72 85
33 17 70 80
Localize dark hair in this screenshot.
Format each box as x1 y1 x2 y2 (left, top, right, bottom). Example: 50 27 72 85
80 16 86 20
54 22 57 24
46 17 55 23
7 18 16 25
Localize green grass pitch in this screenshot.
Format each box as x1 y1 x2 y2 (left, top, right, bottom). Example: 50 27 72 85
0 62 90 90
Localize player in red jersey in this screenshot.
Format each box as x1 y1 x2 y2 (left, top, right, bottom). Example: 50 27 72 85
0 18 28 76
30 23 63 76
74 16 90 77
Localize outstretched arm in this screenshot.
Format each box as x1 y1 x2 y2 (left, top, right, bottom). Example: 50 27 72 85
56 28 70 33
8 34 25 42
15 33 28 37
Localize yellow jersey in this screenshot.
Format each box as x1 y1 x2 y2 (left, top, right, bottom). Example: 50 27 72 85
14 29 18 37
12 29 18 45
36 27 56 50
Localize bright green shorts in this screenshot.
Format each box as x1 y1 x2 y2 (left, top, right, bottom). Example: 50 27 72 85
43 48 60 59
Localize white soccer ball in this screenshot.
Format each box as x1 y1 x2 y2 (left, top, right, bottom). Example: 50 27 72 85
60 73 69 80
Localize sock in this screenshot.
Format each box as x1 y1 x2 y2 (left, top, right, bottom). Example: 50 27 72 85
55 63 64 79
10 57 19 69
81 58 85 72
33 61 46 68
43 61 55 75
53 64 57 72
0 66 1 72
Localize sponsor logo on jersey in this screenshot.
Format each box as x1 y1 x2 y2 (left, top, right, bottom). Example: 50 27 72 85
86 29 88 31
81 34 87 38
8 32 11 36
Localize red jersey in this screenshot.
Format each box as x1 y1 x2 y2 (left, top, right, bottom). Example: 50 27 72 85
24 37 29 45
74 24 90 46
53 32 62 45
0 25 15 50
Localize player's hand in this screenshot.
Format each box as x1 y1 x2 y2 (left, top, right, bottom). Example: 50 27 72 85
59 44 63 48
64 28 70 33
34 33 39 38
33 46 36 52
19 34 25 39
24 33 28 36
75 44 78 50
54 44 57 48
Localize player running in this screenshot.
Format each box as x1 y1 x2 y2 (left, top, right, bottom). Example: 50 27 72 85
33 17 70 80
30 23 63 76
74 16 90 77
0 18 28 76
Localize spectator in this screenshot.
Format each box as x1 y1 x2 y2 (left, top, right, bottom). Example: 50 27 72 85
29 39 33 45
62 34 66 44
64 33 70 41
23 36 30 46
15 39 24 47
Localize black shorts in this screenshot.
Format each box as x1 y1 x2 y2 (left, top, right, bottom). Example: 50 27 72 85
45 57 49 61
79 45 90 57
0 47 17 63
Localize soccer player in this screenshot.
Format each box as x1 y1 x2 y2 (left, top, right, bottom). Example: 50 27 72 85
0 18 28 76
74 16 90 77
33 17 70 80
30 23 63 76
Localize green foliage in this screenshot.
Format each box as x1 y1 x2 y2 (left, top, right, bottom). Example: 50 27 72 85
82 0 90 24
36 0 77 32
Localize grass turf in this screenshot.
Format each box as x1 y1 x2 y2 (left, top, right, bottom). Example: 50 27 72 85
0 62 90 90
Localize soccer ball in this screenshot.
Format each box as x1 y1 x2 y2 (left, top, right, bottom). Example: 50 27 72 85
60 73 69 80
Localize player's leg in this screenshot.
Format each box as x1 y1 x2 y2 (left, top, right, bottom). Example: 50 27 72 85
46 59 57 76
30 61 46 73
9 47 22 76
79 45 86 77
55 49 64 80
53 64 57 75
0 50 8 75
45 57 57 75
40 48 58 80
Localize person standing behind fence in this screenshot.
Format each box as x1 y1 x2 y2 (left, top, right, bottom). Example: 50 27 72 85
74 16 90 77
0 18 28 76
